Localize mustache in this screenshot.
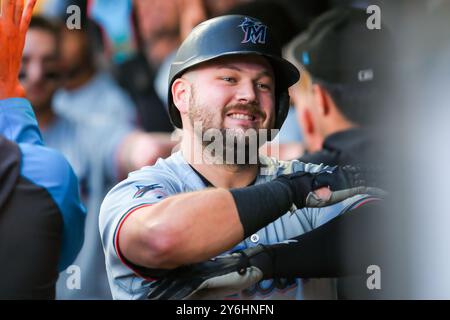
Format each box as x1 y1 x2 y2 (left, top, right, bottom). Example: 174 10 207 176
222 103 266 121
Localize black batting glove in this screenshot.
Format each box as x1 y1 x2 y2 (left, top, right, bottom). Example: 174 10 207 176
146 245 273 300
275 165 385 209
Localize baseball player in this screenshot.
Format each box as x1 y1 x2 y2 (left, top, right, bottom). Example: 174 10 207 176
99 15 383 300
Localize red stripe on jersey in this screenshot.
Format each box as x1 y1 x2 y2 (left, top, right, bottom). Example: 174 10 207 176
114 204 158 281
352 197 382 210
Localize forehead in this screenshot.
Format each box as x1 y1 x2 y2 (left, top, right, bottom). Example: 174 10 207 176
23 29 58 57
193 55 274 78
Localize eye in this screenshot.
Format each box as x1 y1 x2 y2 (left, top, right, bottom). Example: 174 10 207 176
257 82 272 91
221 77 236 83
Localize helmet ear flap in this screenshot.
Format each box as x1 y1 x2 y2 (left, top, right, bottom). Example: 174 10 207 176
268 91 290 141
276 91 291 130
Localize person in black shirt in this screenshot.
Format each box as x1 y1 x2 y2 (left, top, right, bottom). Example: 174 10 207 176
284 7 392 167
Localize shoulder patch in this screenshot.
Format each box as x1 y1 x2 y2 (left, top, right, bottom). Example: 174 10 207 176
133 184 166 199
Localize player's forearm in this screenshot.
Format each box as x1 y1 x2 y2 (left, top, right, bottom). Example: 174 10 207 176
121 167 380 270
140 178 304 269
120 188 245 269
120 179 296 269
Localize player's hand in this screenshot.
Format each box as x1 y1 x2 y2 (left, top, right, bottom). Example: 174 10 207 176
0 0 37 99
147 245 273 300
276 165 387 209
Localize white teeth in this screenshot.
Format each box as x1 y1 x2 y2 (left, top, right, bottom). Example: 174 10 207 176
229 113 253 121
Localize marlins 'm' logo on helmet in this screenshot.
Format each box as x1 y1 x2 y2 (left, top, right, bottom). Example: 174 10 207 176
238 17 267 44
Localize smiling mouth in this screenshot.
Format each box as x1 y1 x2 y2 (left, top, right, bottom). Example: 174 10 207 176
226 108 268 123
227 113 257 121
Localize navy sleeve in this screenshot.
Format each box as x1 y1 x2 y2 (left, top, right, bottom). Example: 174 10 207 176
262 200 385 279
20 143 86 271
1 97 86 271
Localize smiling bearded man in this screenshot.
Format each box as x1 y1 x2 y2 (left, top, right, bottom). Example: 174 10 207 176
99 15 383 300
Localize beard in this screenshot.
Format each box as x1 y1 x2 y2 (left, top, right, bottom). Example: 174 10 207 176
188 87 272 165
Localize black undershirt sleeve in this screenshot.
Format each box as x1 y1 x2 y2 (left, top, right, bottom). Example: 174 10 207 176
261 201 386 279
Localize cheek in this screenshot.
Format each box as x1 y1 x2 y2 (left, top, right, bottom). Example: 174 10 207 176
260 94 276 118
296 92 314 115
290 89 303 108
196 85 233 110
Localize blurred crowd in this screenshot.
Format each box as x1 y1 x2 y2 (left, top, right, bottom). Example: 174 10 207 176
2 0 449 300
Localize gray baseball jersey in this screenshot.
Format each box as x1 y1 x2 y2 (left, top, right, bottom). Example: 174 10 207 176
99 151 368 300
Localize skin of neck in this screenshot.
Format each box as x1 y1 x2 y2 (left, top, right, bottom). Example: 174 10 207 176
319 96 358 140
34 102 56 131
180 128 259 189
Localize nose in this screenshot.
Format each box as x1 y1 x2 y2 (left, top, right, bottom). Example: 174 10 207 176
27 61 45 84
235 80 258 105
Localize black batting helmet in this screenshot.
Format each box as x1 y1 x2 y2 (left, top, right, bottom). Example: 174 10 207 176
168 15 300 130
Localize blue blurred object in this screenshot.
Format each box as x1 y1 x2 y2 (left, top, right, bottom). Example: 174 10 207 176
277 106 304 144
37 0 70 17
89 0 136 64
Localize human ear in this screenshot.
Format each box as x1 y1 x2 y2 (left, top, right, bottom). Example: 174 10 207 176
312 84 330 116
301 108 315 135
172 77 192 115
